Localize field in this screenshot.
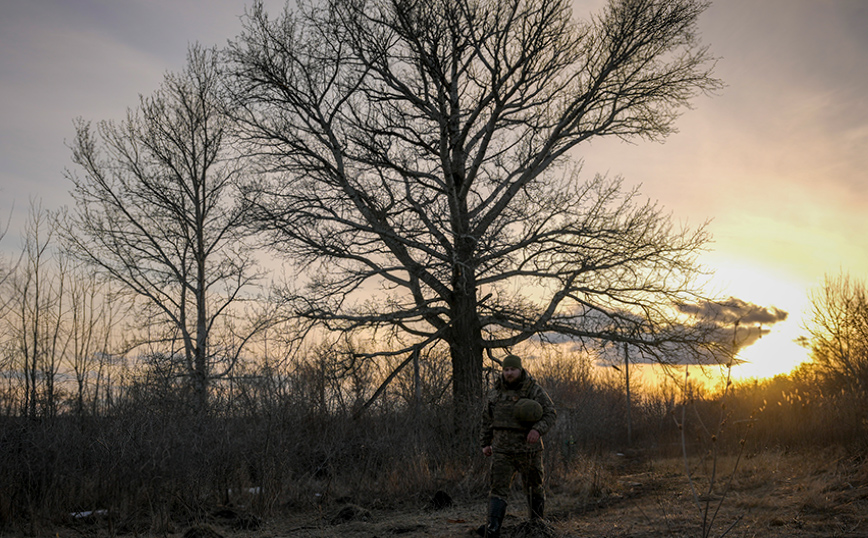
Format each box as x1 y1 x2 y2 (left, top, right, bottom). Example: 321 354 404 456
7 359 868 538
49 448 868 538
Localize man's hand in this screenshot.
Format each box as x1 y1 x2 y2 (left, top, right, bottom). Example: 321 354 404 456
526 429 541 444
482 445 493 457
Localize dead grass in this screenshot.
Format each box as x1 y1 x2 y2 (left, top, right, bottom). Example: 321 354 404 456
17 448 867 538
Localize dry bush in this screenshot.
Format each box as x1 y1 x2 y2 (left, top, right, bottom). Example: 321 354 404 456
4 343 868 534
726 370 868 452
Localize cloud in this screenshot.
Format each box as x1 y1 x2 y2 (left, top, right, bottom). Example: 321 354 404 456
590 298 790 367
675 297 789 362
677 297 788 326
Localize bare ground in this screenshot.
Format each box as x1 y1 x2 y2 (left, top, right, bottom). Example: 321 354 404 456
53 449 868 538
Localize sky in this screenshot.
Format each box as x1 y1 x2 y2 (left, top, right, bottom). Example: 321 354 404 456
1 0 867 381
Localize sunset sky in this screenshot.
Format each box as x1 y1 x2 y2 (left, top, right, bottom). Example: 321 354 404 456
1 0 866 381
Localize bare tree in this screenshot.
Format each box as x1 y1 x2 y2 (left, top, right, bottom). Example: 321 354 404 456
63 45 265 410
0 209 16 314
65 267 122 416
5 202 69 417
0 211 16 411
802 272 868 394
227 0 721 428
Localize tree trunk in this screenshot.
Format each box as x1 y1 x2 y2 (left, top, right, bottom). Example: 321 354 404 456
194 215 209 411
449 336 483 443
449 273 483 444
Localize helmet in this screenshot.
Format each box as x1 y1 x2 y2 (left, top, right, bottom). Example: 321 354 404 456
513 398 543 424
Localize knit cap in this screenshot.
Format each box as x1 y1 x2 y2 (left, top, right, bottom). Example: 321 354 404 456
502 354 522 369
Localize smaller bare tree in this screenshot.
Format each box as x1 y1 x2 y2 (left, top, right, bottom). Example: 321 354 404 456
802 272 868 394
6 202 69 417
65 266 122 416
62 45 266 410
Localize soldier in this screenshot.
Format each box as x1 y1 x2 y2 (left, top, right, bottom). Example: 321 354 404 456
479 354 557 538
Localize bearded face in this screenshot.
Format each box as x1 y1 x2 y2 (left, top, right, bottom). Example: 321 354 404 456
502 366 522 384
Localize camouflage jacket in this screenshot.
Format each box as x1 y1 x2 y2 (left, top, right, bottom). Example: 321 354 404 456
479 371 557 453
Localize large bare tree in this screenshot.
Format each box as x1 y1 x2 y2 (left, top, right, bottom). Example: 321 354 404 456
63 46 264 409
227 0 721 428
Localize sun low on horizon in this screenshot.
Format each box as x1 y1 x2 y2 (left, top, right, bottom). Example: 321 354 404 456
704 255 814 381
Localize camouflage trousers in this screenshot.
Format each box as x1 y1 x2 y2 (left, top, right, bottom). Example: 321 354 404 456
488 450 545 501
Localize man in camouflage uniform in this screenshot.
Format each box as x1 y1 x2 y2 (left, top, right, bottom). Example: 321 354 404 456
479 354 557 538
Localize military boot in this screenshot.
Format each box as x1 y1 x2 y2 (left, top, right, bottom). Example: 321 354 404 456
529 494 545 521
484 497 507 538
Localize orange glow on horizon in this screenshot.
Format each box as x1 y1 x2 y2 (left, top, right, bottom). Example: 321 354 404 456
704 255 813 381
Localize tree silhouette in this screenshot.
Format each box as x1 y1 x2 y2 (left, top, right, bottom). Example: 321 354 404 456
802 272 868 394
63 46 265 409
227 0 721 431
